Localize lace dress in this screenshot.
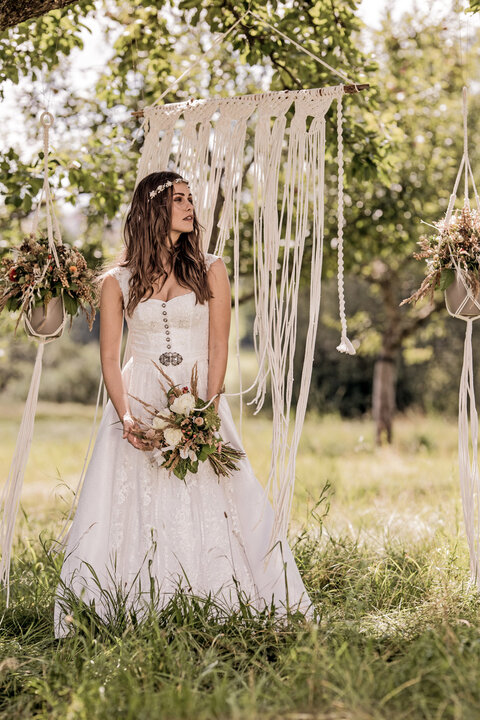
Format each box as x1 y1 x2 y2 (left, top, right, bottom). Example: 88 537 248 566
54 254 311 636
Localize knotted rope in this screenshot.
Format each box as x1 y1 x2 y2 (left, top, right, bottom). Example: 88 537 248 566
0 112 67 605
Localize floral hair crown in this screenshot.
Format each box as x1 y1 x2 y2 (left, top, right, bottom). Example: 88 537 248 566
148 177 187 201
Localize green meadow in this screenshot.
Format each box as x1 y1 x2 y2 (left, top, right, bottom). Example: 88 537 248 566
1 403 479 719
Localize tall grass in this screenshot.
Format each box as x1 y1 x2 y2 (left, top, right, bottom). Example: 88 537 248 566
1 404 479 719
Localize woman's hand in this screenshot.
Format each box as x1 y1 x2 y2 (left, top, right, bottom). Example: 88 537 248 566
122 414 148 451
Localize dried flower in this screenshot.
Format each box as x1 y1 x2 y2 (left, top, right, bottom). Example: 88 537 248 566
129 362 243 481
0 235 98 330
402 204 480 305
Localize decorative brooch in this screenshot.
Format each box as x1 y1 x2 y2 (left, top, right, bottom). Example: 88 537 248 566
159 351 183 366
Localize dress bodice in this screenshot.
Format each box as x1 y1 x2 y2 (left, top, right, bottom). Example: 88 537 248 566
107 253 219 367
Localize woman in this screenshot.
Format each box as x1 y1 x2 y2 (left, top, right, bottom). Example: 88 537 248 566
54 171 311 636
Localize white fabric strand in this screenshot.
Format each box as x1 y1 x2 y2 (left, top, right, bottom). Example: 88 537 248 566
0 112 67 603
0 342 45 604
134 84 351 552
458 320 480 586
443 86 480 588
335 95 355 355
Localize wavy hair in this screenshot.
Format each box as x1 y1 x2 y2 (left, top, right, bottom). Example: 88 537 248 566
120 171 211 316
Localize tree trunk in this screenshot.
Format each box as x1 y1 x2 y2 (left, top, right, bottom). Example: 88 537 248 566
0 0 78 30
369 261 404 445
368 257 446 444
372 354 397 445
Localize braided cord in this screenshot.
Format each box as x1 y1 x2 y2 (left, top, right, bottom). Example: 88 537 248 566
336 94 355 355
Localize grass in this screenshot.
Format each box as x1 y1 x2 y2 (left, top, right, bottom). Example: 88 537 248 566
1 403 479 719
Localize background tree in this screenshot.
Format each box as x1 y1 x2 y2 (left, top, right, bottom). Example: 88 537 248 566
0 0 382 402
314 4 480 443
1 0 478 436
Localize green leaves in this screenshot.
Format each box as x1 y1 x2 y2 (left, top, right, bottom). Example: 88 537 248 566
0 3 95 96
62 292 78 316
0 0 377 292
439 269 455 292
197 444 216 462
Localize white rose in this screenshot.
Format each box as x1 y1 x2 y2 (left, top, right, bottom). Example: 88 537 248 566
163 427 183 447
170 392 196 416
152 409 172 430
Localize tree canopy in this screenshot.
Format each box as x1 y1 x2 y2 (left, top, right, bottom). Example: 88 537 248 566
1 0 479 432
0 1 380 236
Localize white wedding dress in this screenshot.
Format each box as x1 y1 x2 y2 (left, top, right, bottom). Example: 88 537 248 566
54 254 311 636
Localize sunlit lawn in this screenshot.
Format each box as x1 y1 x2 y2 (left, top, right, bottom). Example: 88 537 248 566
2 402 478 720
0 402 462 546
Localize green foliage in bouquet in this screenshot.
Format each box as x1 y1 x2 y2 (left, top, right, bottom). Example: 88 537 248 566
0 234 98 329
130 363 244 481
402 205 480 306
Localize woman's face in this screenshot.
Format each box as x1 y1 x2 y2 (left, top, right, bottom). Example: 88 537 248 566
170 182 194 237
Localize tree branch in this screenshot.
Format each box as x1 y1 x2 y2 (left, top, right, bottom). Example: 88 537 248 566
400 296 445 341
0 0 78 30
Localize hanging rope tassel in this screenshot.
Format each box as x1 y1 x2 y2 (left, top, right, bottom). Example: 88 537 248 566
0 342 45 604
458 319 480 586
336 95 355 355
0 112 66 605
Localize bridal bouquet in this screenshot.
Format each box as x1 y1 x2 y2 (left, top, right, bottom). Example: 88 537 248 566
0 234 98 329
402 205 480 305
130 363 244 481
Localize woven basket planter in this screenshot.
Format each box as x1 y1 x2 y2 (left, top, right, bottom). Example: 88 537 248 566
25 296 65 339
445 271 480 320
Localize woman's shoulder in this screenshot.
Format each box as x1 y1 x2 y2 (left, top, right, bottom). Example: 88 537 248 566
103 264 132 304
203 252 223 270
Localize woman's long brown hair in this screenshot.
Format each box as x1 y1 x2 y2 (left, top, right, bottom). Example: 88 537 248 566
121 171 212 316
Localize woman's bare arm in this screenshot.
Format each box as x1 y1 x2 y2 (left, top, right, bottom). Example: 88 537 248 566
100 274 142 448
207 259 231 409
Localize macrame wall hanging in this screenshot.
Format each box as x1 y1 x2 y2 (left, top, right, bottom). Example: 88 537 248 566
0 112 68 604
443 88 480 588
134 75 365 549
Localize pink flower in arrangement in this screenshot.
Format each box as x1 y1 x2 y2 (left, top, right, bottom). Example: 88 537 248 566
194 417 204 426
182 386 189 393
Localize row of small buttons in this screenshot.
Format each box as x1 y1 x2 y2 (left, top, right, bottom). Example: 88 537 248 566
162 303 171 349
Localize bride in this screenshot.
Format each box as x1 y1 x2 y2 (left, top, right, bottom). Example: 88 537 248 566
54 171 311 636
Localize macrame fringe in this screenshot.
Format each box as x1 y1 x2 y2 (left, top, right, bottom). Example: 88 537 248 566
335 95 355 356
443 87 480 588
0 342 45 604
0 112 67 604
458 320 480 586
134 84 354 554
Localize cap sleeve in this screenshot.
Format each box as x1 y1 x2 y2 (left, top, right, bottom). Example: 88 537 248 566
204 252 221 270
105 265 131 308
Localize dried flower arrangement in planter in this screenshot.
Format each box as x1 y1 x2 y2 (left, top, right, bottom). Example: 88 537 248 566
402 204 480 307
0 234 98 331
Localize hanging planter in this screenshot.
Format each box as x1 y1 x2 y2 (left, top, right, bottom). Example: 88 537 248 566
402 88 480 590
0 112 98 605
0 233 97 335
445 270 480 319
402 204 480 319
26 296 65 338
